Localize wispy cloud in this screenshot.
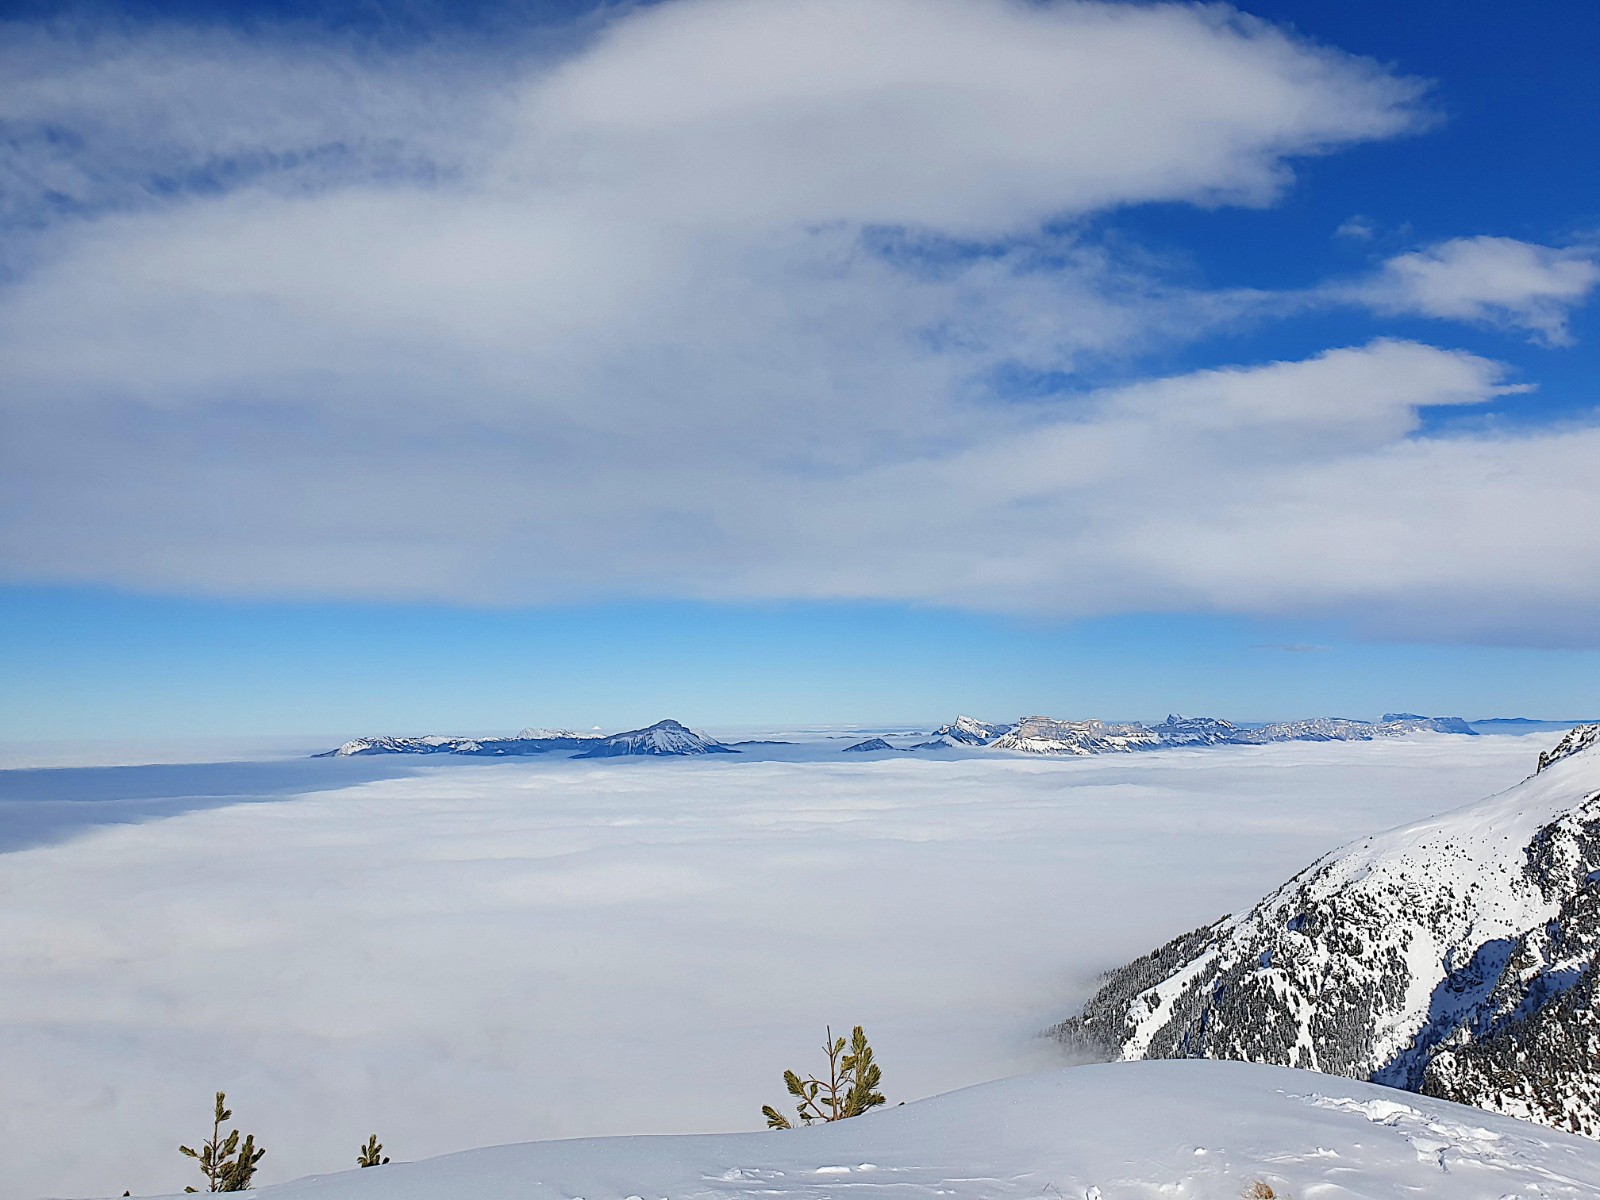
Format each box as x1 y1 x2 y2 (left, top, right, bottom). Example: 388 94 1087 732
1335 215 1377 241
1342 236 1600 345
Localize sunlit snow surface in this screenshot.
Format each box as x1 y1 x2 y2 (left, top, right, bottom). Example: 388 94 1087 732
0 734 1551 1198
257 1061 1600 1200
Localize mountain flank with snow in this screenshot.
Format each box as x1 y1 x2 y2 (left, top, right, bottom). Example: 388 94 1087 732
1054 724 1600 1139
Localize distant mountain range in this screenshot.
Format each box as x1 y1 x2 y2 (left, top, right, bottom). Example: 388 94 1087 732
869 711 1477 756
320 719 732 759
317 711 1495 760
1052 723 1600 1139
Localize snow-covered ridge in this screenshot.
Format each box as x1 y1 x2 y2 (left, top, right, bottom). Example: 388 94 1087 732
321 735 486 757
1539 723 1600 772
989 715 1161 755
174 1061 1600 1200
1055 726 1600 1138
1240 712 1477 742
885 710 1474 755
318 721 722 759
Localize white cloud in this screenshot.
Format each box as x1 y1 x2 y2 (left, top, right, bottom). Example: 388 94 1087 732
1350 236 1600 344
0 739 1545 1197
7 0 1600 643
512 0 1423 232
1335 215 1376 240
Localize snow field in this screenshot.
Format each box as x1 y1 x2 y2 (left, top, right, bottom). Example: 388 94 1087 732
238 1062 1600 1200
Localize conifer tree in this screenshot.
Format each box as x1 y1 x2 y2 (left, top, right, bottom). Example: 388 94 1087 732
179 1092 265 1192
762 1025 886 1130
356 1135 389 1167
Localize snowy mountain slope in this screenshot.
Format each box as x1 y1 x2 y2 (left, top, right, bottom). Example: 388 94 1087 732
571 718 736 757
1055 725 1600 1137
515 727 602 741
145 1061 1600 1200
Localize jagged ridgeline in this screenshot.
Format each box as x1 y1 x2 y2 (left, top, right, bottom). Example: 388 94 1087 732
1053 724 1600 1139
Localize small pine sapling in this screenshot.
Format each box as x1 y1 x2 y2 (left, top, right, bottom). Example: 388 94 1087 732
762 1025 886 1129
179 1092 265 1192
356 1135 389 1168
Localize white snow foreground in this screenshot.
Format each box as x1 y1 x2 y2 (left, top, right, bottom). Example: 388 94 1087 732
144 1061 1600 1200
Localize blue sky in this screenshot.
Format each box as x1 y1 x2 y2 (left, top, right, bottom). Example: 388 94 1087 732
2 0 1598 739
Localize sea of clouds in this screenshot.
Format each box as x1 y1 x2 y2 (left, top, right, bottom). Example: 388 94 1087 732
0 734 1548 1198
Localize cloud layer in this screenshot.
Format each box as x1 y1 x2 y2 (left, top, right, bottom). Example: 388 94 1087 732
1 0 1597 641
0 739 1544 1199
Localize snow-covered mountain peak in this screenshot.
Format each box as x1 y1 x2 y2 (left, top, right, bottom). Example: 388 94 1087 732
925 715 1014 746
1056 730 1600 1137
515 727 601 741
572 718 736 758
